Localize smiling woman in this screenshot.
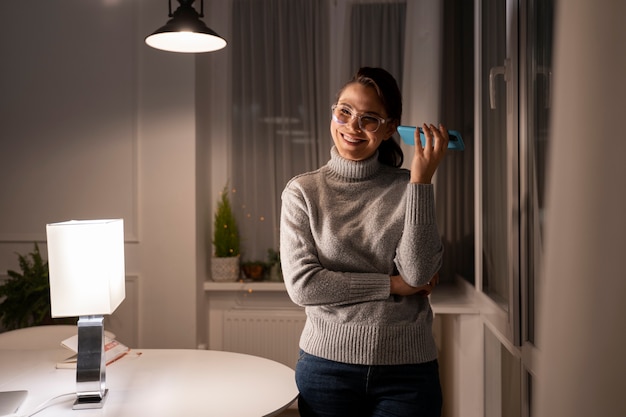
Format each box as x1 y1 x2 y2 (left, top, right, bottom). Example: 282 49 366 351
280 67 447 417
330 78 401 163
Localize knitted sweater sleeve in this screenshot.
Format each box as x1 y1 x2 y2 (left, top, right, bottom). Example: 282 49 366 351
394 183 444 287
280 183 391 307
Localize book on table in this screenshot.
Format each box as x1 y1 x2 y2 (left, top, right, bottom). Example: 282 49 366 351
56 333 130 369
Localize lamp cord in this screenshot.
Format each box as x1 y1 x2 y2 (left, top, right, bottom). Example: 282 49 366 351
17 392 75 417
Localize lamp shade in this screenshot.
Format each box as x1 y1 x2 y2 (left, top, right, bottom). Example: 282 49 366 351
145 0 227 53
46 219 126 318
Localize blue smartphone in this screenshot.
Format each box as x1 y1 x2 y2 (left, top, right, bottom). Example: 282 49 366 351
397 125 465 151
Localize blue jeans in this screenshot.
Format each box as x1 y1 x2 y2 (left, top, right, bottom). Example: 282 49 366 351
296 351 442 417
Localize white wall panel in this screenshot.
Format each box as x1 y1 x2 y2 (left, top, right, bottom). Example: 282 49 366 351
0 0 138 242
536 1 626 416
0 0 200 349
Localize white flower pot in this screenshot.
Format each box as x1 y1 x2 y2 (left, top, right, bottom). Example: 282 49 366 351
211 256 240 282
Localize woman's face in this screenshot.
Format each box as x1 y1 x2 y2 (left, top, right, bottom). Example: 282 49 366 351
331 83 396 161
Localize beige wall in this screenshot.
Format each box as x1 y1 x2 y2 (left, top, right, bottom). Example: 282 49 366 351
0 0 212 349
536 0 626 415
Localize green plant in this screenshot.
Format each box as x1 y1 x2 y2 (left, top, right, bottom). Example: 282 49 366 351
267 248 283 281
267 248 280 267
213 184 240 257
0 243 70 330
241 260 268 280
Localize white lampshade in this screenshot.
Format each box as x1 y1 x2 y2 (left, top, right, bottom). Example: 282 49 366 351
145 31 227 53
47 219 126 318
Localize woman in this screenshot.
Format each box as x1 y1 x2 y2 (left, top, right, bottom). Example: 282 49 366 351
280 67 448 417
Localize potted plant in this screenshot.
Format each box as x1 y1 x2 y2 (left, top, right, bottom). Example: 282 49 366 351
241 260 268 281
267 248 282 282
241 249 282 281
0 243 75 330
211 184 241 282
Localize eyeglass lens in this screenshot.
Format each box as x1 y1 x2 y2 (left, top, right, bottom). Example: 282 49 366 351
332 105 381 132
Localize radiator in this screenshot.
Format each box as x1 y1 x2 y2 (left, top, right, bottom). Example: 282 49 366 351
223 309 306 369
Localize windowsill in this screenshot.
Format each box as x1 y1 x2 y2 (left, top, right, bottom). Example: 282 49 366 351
203 280 287 292
204 276 481 315
430 277 481 315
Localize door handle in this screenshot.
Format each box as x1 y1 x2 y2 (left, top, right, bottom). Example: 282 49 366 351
489 59 510 109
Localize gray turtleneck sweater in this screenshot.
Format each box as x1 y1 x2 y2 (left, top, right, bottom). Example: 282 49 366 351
280 146 443 365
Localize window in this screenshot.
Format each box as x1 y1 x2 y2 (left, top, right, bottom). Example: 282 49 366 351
522 0 554 348
228 0 407 262
520 1 554 415
477 0 554 414
479 0 519 334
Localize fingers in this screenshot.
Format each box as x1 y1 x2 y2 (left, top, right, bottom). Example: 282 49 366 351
436 124 449 153
410 123 449 184
429 272 440 287
422 123 433 150
419 272 440 296
420 123 449 153
390 274 439 296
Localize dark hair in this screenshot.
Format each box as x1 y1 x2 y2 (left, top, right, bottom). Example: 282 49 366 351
336 67 404 167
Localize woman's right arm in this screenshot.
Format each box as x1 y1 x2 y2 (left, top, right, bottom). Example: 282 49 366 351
280 183 391 307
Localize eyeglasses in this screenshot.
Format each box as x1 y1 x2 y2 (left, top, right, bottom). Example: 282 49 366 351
331 104 390 133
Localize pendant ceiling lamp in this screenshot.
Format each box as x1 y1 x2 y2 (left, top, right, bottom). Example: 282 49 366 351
145 0 227 53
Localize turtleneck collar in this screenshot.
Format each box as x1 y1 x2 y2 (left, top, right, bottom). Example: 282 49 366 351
327 146 381 180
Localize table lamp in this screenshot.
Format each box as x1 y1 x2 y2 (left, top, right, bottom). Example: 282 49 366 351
46 219 126 410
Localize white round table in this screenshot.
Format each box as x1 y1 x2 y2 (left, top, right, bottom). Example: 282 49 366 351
0 349 298 417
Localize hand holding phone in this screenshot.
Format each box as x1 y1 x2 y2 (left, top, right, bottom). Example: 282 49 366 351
397 125 465 151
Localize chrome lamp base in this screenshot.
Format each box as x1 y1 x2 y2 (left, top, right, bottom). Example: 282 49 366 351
74 315 108 409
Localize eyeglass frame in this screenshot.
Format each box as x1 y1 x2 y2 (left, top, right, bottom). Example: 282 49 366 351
331 104 392 133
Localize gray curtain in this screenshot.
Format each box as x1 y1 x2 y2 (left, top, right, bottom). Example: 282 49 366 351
348 1 406 83
230 0 331 261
